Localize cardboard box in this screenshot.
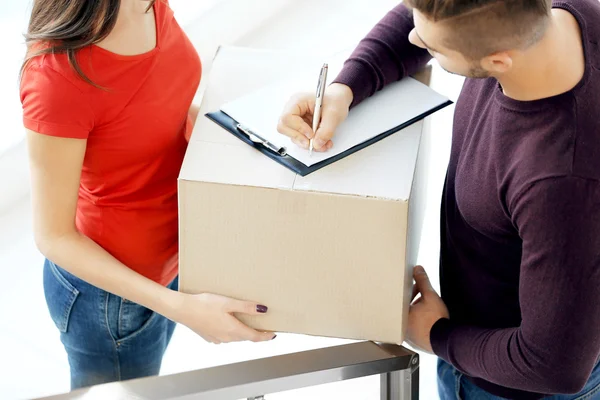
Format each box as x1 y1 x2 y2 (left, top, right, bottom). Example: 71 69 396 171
178 46 430 344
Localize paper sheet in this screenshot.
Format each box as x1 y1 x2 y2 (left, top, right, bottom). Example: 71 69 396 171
220 57 450 167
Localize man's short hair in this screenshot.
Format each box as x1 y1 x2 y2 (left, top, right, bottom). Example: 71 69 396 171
405 0 553 59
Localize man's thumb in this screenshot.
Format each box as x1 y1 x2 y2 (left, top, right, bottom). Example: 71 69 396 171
414 266 434 295
313 116 340 149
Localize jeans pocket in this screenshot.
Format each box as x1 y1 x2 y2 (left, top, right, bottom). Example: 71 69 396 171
116 298 157 342
43 260 79 333
438 359 462 400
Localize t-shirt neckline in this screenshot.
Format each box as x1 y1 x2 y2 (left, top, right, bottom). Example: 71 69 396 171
91 1 161 61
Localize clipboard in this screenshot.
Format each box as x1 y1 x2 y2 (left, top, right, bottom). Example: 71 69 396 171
205 97 452 176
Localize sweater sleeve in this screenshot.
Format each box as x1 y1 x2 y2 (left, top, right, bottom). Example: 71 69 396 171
332 3 431 108
430 176 600 394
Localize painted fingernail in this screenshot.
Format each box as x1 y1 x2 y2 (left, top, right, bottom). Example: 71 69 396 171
271 335 277 340
257 305 268 313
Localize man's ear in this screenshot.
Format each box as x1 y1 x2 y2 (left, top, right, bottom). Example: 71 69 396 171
480 51 513 74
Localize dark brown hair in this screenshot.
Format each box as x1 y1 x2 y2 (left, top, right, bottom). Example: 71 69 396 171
405 0 553 59
21 0 156 87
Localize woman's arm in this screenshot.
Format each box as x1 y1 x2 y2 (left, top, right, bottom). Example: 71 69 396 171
27 130 274 344
189 103 201 127
27 130 179 314
184 103 201 141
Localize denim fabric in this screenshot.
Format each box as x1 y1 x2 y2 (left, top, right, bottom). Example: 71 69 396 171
438 358 600 400
43 259 178 390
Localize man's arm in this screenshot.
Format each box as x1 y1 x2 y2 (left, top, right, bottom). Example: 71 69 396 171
333 4 431 108
276 4 430 150
431 176 600 394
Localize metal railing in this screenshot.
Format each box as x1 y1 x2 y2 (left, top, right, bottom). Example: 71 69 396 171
37 342 419 400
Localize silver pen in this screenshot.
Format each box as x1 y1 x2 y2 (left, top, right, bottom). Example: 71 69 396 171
310 63 328 157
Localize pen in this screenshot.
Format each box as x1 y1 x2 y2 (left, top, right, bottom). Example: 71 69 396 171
310 63 328 157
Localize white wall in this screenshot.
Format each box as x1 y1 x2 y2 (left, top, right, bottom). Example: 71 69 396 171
0 140 29 213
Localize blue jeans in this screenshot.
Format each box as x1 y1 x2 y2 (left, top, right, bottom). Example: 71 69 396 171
43 259 178 390
438 358 600 400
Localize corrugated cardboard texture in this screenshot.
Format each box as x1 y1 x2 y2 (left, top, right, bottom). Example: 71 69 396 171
179 180 409 343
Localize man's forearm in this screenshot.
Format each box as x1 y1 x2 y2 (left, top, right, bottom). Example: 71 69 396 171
333 4 431 108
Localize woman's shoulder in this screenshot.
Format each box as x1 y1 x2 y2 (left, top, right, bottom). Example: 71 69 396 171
20 50 95 140
155 0 173 16
22 49 91 95
155 0 175 25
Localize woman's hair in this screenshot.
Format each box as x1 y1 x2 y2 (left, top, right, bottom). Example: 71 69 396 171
21 0 156 87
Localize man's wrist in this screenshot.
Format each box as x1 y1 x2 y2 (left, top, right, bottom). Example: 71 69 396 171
430 317 454 360
328 83 354 109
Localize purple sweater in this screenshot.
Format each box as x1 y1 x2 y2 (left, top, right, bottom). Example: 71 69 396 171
335 0 600 398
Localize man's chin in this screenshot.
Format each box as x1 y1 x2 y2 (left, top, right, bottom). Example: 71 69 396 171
440 65 490 79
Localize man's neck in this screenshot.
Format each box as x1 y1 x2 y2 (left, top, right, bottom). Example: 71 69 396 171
497 9 585 101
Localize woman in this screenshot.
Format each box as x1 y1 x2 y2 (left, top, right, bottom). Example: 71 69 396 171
19 0 275 391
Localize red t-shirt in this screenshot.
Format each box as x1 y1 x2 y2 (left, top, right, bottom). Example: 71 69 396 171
20 0 201 286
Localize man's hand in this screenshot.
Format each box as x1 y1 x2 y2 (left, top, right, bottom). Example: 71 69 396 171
406 265 449 354
277 83 353 151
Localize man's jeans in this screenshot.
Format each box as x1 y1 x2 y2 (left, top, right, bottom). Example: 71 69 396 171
438 358 600 400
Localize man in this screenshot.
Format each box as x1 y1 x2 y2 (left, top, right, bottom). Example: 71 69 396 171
277 0 600 398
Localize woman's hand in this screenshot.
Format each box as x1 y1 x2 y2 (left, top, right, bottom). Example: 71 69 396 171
171 292 276 344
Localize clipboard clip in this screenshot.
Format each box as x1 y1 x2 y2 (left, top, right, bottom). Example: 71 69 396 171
236 124 287 157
